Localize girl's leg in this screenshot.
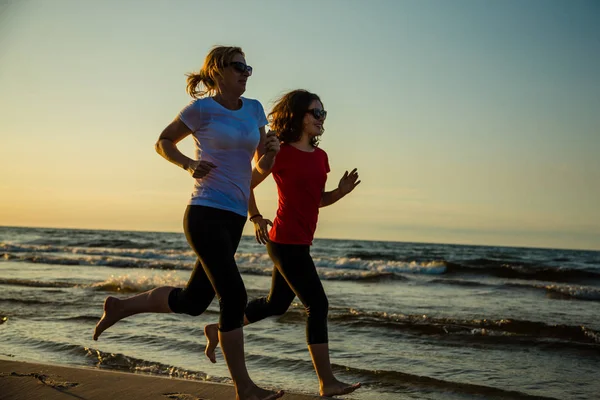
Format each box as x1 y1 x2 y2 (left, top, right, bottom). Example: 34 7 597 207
267 243 361 397
205 265 295 363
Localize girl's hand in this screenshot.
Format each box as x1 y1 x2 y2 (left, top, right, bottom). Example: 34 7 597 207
187 159 217 179
338 168 361 195
252 216 273 245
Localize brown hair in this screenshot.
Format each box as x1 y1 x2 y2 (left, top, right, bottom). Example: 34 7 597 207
186 46 244 98
268 89 323 147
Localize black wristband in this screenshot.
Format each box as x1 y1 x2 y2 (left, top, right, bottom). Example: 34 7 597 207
249 214 262 222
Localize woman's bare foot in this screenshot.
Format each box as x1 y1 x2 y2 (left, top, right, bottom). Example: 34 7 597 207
93 296 122 340
237 385 284 400
203 323 220 363
321 380 361 397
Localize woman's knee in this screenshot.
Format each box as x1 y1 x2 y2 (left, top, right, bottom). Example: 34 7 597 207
168 288 212 316
306 295 329 319
219 290 248 331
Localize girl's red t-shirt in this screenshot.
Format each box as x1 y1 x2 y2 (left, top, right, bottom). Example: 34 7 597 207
268 144 330 245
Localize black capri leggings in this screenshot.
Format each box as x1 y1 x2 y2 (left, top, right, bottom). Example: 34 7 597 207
168 205 247 332
245 241 329 344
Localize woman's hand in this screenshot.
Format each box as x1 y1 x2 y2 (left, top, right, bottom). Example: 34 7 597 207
253 216 273 245
338 168 361 195
264 130 280 155
187 159 217 179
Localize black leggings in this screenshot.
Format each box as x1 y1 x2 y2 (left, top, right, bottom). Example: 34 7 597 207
245 242 329 344
168 205 247 332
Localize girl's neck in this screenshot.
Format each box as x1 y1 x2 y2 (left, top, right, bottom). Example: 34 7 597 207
290 134 314 152
213 92 242 110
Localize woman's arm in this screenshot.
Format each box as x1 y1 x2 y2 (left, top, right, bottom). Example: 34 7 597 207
155 118 216 177
252 127 279 188
248 188 272 244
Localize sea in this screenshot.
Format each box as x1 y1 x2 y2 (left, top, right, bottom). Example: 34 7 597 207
1 226 599 400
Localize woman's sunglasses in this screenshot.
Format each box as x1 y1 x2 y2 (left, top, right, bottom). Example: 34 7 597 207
306 108 327 120
225 61 253 76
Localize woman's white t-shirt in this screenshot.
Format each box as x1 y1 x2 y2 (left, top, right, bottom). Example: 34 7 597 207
178 97 267 217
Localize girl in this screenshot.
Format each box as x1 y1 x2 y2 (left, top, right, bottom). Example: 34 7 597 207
205 89 361 397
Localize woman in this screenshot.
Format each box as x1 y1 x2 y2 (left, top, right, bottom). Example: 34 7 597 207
204 90 361 397
92 46 283 400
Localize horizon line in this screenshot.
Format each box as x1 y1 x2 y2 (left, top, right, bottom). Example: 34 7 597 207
1 224 598 253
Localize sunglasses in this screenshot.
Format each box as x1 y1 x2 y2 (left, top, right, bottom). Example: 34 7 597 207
306 108 327 120
225 61 253 76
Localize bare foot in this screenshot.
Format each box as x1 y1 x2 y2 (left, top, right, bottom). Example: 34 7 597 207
237 386 284 400
203 323 219 363
321 380 361 397
93 296 122 340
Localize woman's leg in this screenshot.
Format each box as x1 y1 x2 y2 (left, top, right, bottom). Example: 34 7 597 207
186 206 283 400
267 243 361 397
93 286 177 340
93 207 218 341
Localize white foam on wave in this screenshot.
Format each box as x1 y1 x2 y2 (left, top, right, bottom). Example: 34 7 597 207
91 272 186 293
314 257 447 275
544 284 600 301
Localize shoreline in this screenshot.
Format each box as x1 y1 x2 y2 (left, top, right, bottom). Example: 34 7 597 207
0 359 323 400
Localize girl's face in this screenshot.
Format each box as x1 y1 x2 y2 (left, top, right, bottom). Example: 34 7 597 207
302 99 327 138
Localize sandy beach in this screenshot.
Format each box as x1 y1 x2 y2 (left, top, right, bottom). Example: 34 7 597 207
0 359 322 400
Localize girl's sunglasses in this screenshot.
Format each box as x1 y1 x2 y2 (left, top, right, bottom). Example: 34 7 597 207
306 108 327 120
225 61 253 76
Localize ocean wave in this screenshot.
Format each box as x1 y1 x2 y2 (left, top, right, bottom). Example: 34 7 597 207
314 257 447 275
430 279 600 302
0 278 78 288
0 242 195 260
429 278 491 287
325 309 600 345
1 252 194 270
542 284 600 301
445 260 600 283
331 364 558 399
82 347 228 382
503 281 600 302
0 297 59 306
91 273 186 293
344 251 400 261
245 353 556 399
1 335 228 384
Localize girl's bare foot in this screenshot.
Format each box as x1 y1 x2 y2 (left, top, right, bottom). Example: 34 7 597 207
237 386 284 400
321 380 361 397
93 296 122 340
203 323 220 363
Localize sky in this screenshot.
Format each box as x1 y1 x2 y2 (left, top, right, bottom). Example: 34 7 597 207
1 0 599 250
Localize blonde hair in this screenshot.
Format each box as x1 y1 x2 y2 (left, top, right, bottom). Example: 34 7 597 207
185 46 245 98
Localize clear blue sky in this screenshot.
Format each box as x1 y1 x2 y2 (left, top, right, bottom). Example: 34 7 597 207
1 0 599 250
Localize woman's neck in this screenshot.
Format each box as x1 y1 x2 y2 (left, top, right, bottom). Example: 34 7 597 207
213 92 242 110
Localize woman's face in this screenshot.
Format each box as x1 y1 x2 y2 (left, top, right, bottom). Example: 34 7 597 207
302 99 326 138
217 53 252 96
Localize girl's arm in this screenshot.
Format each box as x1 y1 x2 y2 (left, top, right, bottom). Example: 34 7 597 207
320 168 361 207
